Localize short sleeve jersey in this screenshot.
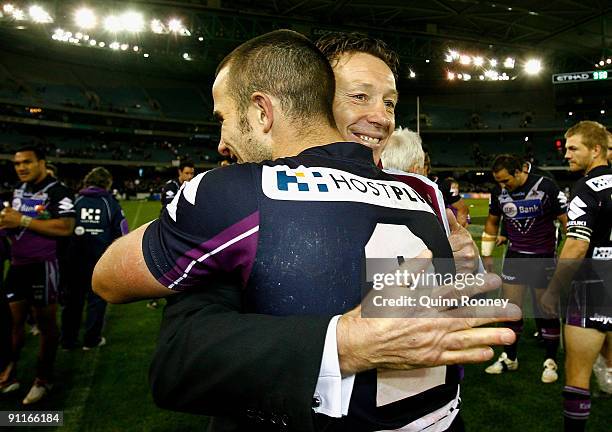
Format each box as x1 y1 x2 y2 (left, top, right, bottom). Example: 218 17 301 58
9 176 76 265
160 179 180 208
143 142 459 430
489 174 567 254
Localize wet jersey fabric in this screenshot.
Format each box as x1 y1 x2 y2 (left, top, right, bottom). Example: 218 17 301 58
143 142 460 431
8 176 75 265
489 174 566 254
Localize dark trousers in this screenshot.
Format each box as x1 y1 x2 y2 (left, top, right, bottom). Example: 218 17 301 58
61 266 107 348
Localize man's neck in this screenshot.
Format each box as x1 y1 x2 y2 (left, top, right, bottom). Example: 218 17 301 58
585 159 607 175
30 173 48 186
272 125 344 159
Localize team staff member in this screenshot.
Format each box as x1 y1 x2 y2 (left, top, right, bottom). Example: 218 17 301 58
61 167 129 350
0 146 75 405
482 154 567 383
540 121 611 432
94 31 518 432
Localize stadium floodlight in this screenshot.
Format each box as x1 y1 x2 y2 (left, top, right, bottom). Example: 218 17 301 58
463 73 471 81
83 34 89 40
3 4 14 13
459 55 471 65
524 136 529 142
120 11 144 32
489 58 497 67
425 59 430 63
473 56 484 67
601 109 606 114
524 59 542 75
98 41 105 47
484 69 498 80
198 36 204 41
104 15 122 32
182 52 191 60
120 43 129 50
607 58 612 64
75 7 96 29
568 111 573 116
133 45 139 51
29 5 52 23
143 53 149 58
457 73 463 79
150 18 164 34
75 32 83 39
89 39 96 46
447 71 455 80
503 57 515 69
168 18 182 32
409 70 416 78
444 54 452 63
11 7 24 20
449 50 459 60
109 41 120 50
599 60 605 66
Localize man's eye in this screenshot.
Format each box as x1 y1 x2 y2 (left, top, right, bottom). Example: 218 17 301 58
351 94 367 101
385 100 396 109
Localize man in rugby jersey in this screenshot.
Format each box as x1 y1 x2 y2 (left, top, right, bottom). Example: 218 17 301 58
94 31 518 432
481 154 567 383
0 146 75 404
540 121 611 432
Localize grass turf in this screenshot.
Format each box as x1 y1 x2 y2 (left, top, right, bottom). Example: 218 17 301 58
1 199 609 431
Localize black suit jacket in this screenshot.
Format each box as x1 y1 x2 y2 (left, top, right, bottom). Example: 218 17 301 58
149 282 332 432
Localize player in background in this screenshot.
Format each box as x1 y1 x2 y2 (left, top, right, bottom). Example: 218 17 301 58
482 154 567 383
61 167 129 350
0 146 75 404
148 160 195 309
540 121 611 431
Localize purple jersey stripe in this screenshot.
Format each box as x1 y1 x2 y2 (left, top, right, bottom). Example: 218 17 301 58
159 211 260 290
120 218 129 236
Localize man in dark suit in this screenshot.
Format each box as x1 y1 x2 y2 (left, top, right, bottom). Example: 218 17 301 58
94 31 519 431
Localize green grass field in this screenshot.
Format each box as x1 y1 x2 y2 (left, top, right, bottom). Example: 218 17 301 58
1 199 610 431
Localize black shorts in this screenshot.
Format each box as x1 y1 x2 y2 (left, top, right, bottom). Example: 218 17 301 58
501 249 555 288
4 260 60 307
566 280 612 332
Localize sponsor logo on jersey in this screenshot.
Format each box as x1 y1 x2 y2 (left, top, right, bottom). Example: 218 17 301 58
593 247 612 260
501 199 542 220
58 197 74 212
81 208 101 222
568 196 587 220
74 226 85 236
262 166 434 213
586 174 612 192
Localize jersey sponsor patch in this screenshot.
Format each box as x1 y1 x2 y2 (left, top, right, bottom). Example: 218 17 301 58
586 174 612 192
501 199 542 220
58 197 74 212
593 247 612 260
262 166 434 213
568 196 587 220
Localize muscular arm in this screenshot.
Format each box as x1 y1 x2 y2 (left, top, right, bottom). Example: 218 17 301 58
557 213 568 235
92 222 174 303
484 214 500 237
27 217 74 237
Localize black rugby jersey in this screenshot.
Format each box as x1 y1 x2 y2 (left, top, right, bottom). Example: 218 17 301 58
144 142 460 431
489 174 566 254
161 179 180 208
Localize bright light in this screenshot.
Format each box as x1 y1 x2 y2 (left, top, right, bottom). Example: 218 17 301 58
29 5 52 23
143 53 149 58
120 43 129 50
75 32 83 39
3 4 14 13
104 15 122 32
409 70 416 78
75 7 96 29
524 136 529 142
599 60 605 66
503 57 515 69
489 59 497 67
133 45 139 51
151 19 165 33
524 59 542 75
568 111 573 116
473 56 484 66
120 11 144 32
425 59 430 63
601 110 606 114
83 34 89 40
98 41 105 47
109 41 120 50
447 71 455 80
449 50 459 60
444 54 453 63
198 36 204 41
484 70 499 80
479 75 484 80
463 73 471 81
168 18 182 32
182 52 192 60
607 58 612 64
459 55 471 65
89 39 96 46
11 7 24 20
457 73 463 79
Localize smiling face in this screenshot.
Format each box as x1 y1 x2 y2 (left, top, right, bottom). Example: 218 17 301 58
13 150 46 184
331 52 397 162
213 66 273 164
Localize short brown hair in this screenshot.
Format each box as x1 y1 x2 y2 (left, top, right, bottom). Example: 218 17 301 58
315 33 400 78
84 167 113 190
565 121 608 151
216 29 335 127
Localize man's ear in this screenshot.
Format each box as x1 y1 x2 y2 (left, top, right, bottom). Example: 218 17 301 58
250 92 274 133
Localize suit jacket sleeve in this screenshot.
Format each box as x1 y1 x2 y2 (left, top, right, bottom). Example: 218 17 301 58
149 283 331 432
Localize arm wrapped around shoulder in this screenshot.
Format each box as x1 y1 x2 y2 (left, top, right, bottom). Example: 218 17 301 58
480 232 497 257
